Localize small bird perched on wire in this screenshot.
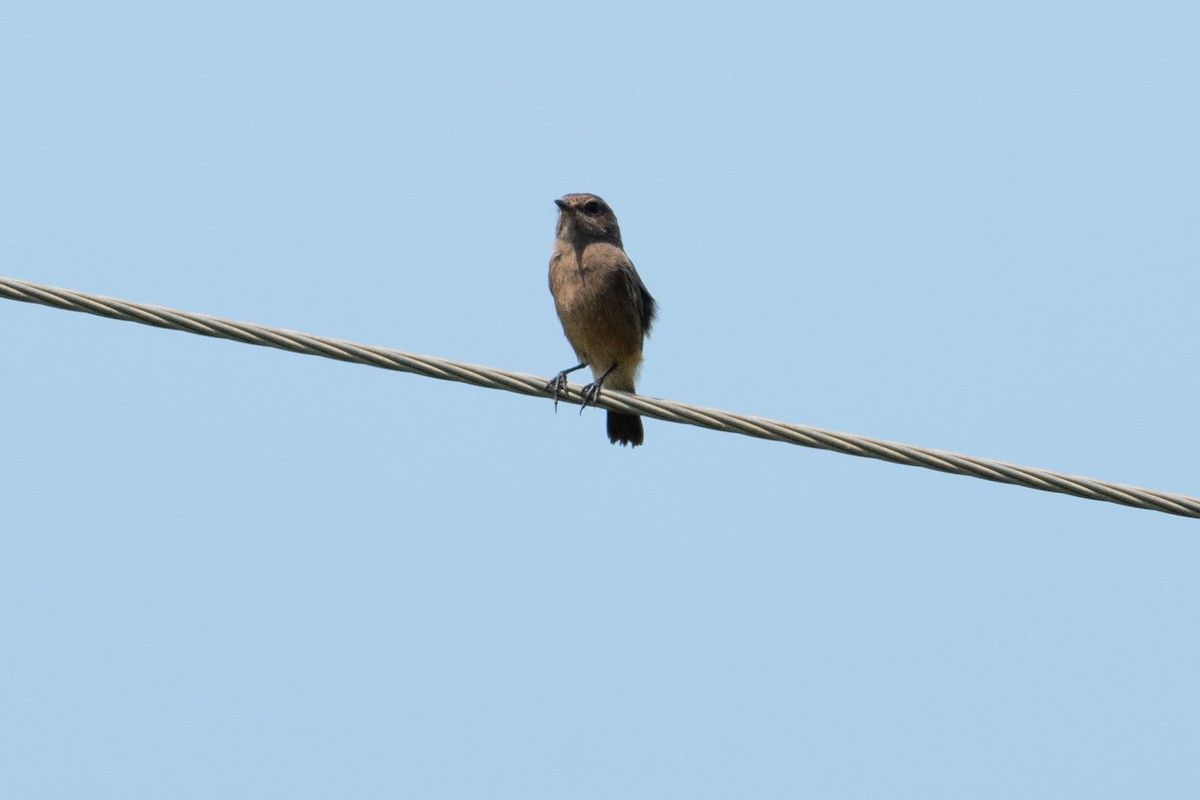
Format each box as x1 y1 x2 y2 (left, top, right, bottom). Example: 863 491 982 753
546 193 657 447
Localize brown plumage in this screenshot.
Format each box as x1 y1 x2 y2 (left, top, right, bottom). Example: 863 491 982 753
546 193 656 447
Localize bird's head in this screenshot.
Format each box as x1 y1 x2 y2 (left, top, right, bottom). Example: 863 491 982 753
555 193 623 244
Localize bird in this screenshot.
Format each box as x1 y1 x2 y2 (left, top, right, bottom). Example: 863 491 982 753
546 193 657 447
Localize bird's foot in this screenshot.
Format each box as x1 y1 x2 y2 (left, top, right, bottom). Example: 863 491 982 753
544 371 571 412
579 381 603 415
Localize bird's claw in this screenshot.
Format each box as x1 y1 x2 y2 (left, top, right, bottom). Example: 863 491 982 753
579 381 602 415
545 372 570 412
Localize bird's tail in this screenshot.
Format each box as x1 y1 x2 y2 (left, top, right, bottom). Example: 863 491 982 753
607 411 644 447
601 369 644 447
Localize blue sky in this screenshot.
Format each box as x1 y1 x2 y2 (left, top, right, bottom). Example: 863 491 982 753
3 2 1198 797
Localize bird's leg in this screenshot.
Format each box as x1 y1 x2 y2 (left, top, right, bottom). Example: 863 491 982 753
545 362 588 412
579 363 618 415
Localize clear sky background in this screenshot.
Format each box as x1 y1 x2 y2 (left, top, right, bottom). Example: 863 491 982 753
3 2 1198 797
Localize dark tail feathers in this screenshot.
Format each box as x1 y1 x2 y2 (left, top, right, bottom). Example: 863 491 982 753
607 411 644 447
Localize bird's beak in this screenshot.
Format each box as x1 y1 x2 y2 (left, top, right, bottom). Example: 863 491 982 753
554 198 571 213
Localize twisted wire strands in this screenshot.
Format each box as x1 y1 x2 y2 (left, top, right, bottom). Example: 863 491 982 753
2 275 1197 519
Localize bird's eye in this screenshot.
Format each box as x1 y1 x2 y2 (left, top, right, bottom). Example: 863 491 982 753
583 201 602 214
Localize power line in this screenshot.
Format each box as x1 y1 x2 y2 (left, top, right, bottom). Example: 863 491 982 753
2 275 1196 519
